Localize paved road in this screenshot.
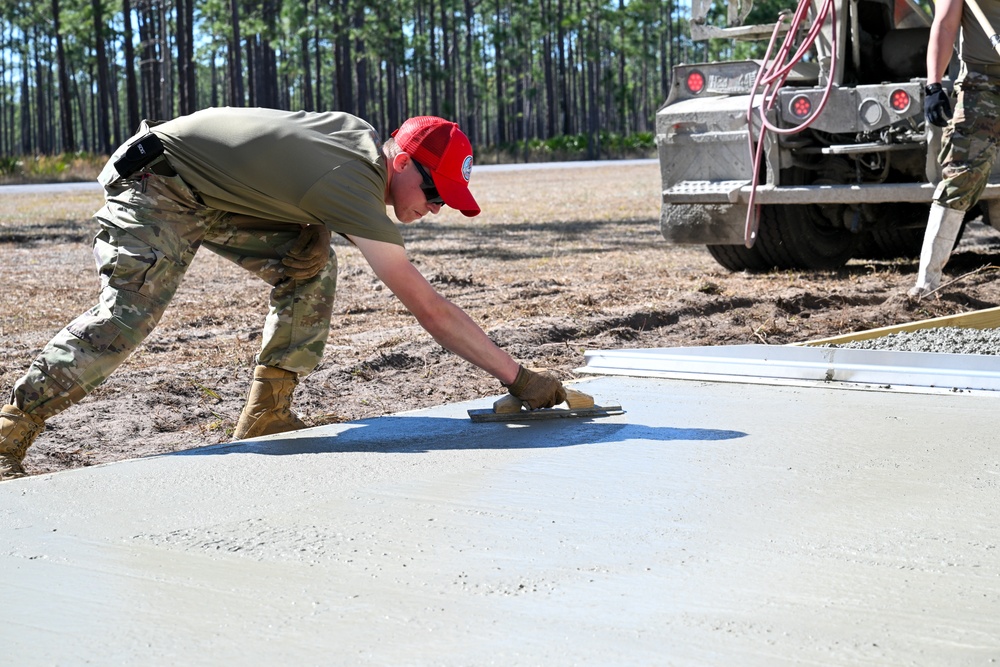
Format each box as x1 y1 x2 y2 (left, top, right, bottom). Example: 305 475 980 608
0 180 102 195
477 158 656 172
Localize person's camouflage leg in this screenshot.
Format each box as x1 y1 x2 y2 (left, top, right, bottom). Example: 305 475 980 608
232 366 308 440
0 405 45 481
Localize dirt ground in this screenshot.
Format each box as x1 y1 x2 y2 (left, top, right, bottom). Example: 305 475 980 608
3 160 1000 477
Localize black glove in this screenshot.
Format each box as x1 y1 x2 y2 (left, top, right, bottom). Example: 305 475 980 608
282 224 332 280
505 366 568 409
924 83 953 128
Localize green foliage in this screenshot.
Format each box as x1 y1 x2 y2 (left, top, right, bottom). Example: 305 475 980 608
1 0 688 165
0 156 19 176
483 131 656 163
0 153 103 183
26 155 69 177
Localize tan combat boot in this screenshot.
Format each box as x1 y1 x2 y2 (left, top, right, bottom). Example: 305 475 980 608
0 405 45 481
232 366 308 440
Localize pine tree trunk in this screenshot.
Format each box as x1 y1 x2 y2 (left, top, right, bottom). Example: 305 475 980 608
91 0 112 153
121 0 140 132
53 0 75 151
229 0 245 106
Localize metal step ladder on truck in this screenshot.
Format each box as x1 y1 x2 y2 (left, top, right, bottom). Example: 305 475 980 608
656 0 1000 271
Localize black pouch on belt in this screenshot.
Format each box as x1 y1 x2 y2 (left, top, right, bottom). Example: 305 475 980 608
113 133 165 178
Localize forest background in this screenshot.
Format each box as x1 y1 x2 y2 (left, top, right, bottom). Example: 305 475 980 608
0 0 816 177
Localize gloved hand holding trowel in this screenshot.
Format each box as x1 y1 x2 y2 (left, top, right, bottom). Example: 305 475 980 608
470 366 623 423
504 366 567 409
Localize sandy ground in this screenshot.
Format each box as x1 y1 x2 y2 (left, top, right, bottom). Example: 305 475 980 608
3 161 1000 476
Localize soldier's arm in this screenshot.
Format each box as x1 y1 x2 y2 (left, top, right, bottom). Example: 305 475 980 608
347 234 521 385
927 0 963 84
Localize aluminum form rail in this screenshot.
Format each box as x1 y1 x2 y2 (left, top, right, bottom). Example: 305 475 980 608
579 345 1000 395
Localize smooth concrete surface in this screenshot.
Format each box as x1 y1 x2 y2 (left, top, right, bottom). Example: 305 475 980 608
3 374 1000 665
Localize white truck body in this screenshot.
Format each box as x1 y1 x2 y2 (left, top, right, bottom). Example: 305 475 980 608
656 0 1000 270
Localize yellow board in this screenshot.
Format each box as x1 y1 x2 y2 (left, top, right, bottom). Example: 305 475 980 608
794 305 1000 347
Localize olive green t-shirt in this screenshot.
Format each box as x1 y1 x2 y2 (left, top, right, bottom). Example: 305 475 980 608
961 1 1000 68
151 107 403 246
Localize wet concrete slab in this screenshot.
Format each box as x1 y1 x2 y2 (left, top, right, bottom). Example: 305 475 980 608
3 373 999 665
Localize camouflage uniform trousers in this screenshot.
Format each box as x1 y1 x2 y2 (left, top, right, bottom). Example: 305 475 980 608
10 161 337 421
934 67 1000 212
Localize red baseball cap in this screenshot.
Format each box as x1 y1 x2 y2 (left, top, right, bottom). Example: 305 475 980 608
391 116 480 217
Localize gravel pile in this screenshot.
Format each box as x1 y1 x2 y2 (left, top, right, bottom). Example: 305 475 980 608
822 326 1000 355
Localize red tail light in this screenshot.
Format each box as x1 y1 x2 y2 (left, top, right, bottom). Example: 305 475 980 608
890 89 911 112
789 94 812 119
686 71 705 94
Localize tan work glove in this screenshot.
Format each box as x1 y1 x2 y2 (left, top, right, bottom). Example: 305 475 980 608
505 365 568 409
282 224 332 280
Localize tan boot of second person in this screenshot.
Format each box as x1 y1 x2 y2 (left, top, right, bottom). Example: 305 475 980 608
0 405 45 481
232 366 308 440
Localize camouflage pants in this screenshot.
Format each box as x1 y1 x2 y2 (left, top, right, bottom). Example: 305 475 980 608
10 159 337 420
934 67 1000 212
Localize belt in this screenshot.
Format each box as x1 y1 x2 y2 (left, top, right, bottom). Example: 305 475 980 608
966 62 1000 77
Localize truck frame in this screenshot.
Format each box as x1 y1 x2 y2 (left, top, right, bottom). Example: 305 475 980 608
656 0 1000 271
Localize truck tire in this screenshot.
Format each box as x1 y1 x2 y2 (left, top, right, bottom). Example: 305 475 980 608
705 204 856 271
864 226 925 259
855 203 929 259
706 243 773 272
770 203 857 269
859 203 974 259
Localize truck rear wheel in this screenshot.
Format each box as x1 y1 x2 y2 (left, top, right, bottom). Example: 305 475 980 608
855 203 929 260
706 204 857 272
860 226 925 259
706 243 773 272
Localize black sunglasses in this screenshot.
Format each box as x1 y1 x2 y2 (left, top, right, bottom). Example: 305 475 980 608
412 159 446 206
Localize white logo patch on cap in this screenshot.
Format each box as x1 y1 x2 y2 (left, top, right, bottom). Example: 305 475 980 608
462 156 473 182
